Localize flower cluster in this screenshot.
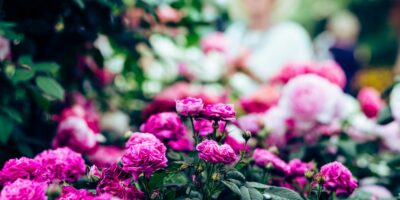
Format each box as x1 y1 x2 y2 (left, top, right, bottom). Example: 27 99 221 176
319 161 358 196
0 179 47 200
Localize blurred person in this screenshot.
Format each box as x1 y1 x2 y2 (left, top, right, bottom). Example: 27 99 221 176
391 0 400 77
225 0 313 95
314 11 361 94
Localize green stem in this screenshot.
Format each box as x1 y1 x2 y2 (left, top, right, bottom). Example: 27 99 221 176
316 184 322 200
332 191 336 200
189 117 199 146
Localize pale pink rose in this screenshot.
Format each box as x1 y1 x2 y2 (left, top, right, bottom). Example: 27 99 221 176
201 32 227 54
0 36 10 61
320 161 358 197
252 148 290 176
53 103 100 133
196 140 237 164
224 134 249 154
121 142 167 181
237 114 263 135
263 106 289 147
376 122 400 152
201 103 236 121
279 74 342 131
315 60 346 89
270 61 317 84
0 179 47 200
156 5 181 24
357 185 392 199
87 146 125 168
175 97 204 116
52 116 98 153
357 87 384 118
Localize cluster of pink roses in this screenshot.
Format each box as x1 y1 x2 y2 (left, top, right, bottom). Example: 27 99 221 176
196 140 237 164
319 161 358 196
0 147 88 199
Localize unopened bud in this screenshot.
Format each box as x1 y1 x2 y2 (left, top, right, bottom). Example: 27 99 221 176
305 170 315 179
179 163 189 171
315 174 325 184
212 173 220 182
266 162 274 170
243 131 251 141
196 164 204 174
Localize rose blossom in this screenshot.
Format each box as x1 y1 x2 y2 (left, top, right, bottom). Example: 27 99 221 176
288 159 314 177
0 179 47 200
140 112 187 140
279 74 342 131
263 106 289 147
52 116 98 153
357 87 384 118
270 61 316 84
121 142 168 181
57 186 93 200
194 118 214 136
201 103 236 121
0 157 47 185
201 32 227 54
239 85 280 114
196 140 237 164
237 114 263 134
125 132 166 152
252 148 290 176
97 164 144 200
87 165 102 181
35 147 86 182
224 134 249 154
315 61 346 89
87 146 125 168
320 161 358 197
156 5 181 24
168 137 194 151
175 97 204 116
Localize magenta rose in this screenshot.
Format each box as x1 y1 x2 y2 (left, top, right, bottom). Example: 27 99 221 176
121 141 168 181
35 147 86 183
57 186 94 200
194 118 214 136
196 140 237 164
252 148 290 176
175 97 204 116
125 132 166 152
52 116 99 153
224 135 249 154
201 103 236 121
0 179 47 200
357 87 383 118
97 164 144 200
288 159 314 177
320 161 358 197
168 137 194 151
0 157 48 185
140 112 187 140
87 165 102 181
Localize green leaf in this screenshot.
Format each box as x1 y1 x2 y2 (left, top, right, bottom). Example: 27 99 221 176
35 76 65 100
377 106 394 125
32 62 60 73
245 182 269 189
163 173 188 187
248 188 264 200
221 180 241 196
11 69 34 84
18 55 33 65
226 170 246 182
1 107 22 124
263 186 304 200
240 186 251 200
0 115 14 144
72 0 85 9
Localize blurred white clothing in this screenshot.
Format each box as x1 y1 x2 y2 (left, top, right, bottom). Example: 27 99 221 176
225 21 314 95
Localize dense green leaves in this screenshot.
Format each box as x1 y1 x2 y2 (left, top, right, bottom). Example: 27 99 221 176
221 180 241 196
0 115 14 144
35 76 65 100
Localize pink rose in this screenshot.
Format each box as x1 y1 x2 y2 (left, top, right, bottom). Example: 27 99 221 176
201 32 227 54
320 161 358 197
263 107 290 147
35 147 86 183
126 132 166 152
52 116 98 153
140 112 187 140
156 5 181 24
53 104 100 133
239 85 280 114
288 159 314 177
201 103 236 121
224 135 249 154
357 87 383 118
87 146 125 168
279 74 342 131
194 118 214 136
97 164 144 200
315 61 346 89
168 137 194 151
175 97 204 116
271 61 316 84
252 148 290 176
121 141 168 181
87 165 102 181
57 186 94 200
196 140 237 164
0 179 47 200
0 157 46 185
237 114 263 134
0 36 10 61
93 68 115 86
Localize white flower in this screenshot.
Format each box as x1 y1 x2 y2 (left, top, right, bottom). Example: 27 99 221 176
150 34 182 60
100 110 130 136
94 34 114 58
105 55 126 74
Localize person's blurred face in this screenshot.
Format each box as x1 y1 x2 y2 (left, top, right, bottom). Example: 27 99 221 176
242 0 275 20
